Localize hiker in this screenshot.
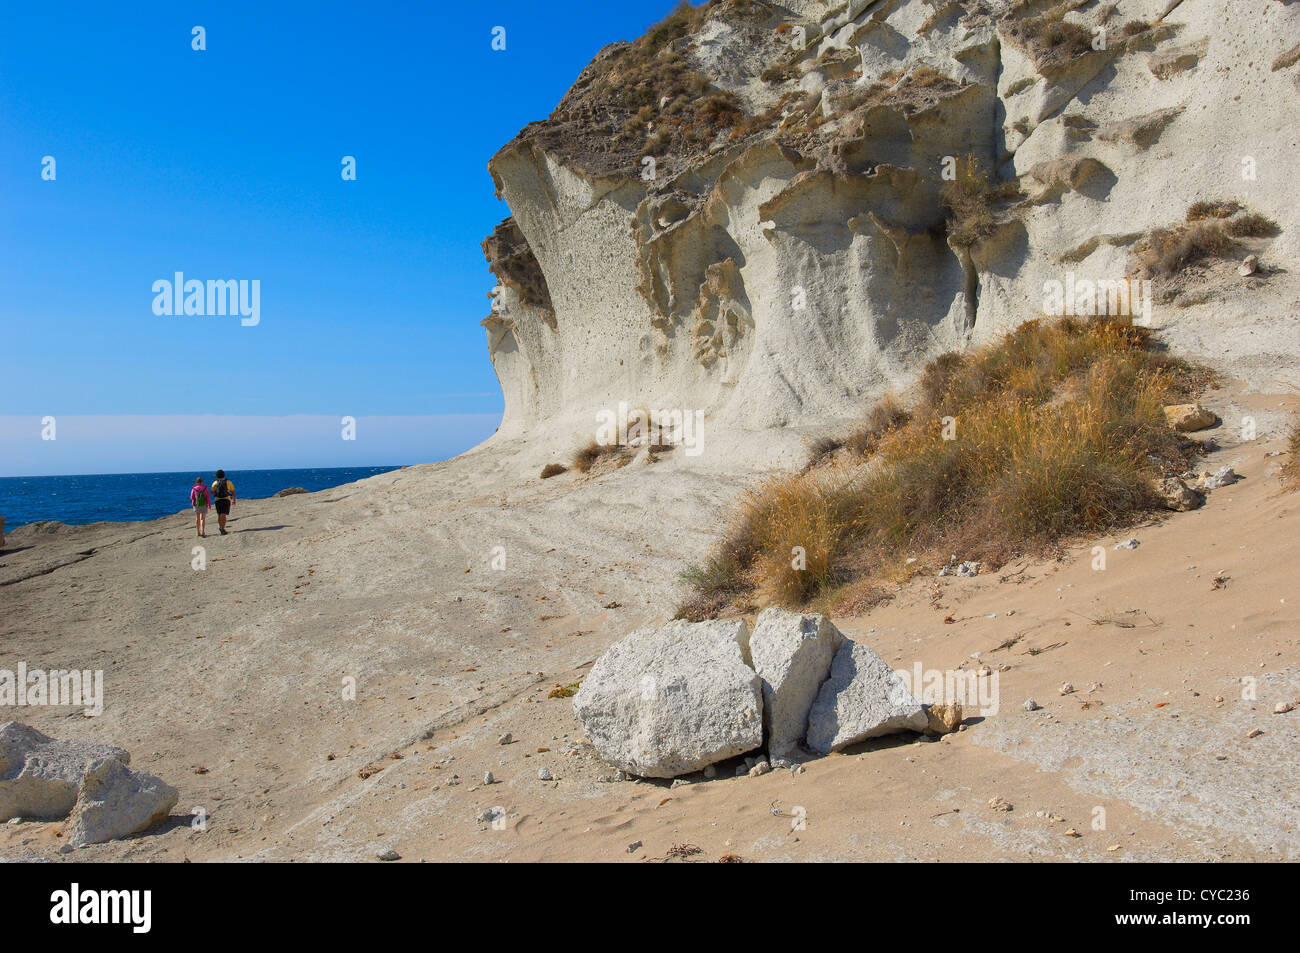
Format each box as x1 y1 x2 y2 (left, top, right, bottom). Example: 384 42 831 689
191 477 210 538
211 469 236 535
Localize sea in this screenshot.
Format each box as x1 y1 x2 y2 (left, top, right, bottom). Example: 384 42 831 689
0 466 403 528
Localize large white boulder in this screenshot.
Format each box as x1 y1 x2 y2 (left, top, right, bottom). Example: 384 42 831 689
573 619 762 778
65 757 179 847
0 722 129 821
806 640 928 754
749 609 845 757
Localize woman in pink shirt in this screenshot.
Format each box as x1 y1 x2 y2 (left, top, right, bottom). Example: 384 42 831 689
191 477 210 538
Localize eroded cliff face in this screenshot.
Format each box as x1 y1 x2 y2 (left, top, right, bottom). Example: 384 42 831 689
481 0 1298 445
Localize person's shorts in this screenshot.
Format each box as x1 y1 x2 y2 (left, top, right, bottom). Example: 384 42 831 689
215 500 231 516
194 505 208 514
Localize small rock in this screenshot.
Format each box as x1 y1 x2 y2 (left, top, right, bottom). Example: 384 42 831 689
791 764 806 775
670 778 686 789
1155 476 1204 512
702 764 717 779
925 703 963 735
627 840 642 853
987 796 1013 812
537 767 553 781
497 732 512 746
1202 466 1239 490
1163 402 1217 432
1059 683 1075 696
376 848 401 861
1239 254 1258 277
1246 728 1264 739
1024 698 1041 712
748 761 772 778
1273 702 1294 715
482 771 494 785
476 806 504 825
1113 538 1139 550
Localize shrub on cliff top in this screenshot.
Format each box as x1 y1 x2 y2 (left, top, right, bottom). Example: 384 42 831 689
676 317 1211 620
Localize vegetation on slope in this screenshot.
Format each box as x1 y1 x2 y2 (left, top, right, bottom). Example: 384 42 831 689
677 318 1213 621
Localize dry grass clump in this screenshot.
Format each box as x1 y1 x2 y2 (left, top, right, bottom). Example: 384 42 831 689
677 317 1210 618
1136 222 1239 277
540 463 567 479
1134 203 1279 278
603 1 754 157
807 394 911 466
1224 212 1281 238
1002 2 1098 72
572 441 623 473
941 156 1017 248
1186 200 1242 221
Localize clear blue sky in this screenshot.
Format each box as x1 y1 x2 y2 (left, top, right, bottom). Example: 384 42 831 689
0 0 682 475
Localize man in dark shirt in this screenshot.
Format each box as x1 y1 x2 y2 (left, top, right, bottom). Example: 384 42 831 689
211 469 237 535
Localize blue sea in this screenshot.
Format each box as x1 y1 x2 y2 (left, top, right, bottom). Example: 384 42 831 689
0 466 403 528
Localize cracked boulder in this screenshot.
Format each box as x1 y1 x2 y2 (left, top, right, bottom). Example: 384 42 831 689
573 620 762 778
807 641 928 754
750 609 845 758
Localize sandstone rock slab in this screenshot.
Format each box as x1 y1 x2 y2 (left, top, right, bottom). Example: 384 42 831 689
572 619 762 778
806 640 928 754
750 609 845 757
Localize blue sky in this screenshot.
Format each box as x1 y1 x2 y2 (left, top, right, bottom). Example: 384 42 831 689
0 0 682 475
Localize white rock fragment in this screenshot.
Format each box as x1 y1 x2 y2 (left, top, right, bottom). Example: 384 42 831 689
805 639 927 754
750 609 844 757
572 620 762 778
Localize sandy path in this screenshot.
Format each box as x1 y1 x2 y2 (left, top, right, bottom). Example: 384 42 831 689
1 388 1297 862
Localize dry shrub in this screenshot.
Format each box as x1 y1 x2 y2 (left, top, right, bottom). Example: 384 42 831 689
845 394 911 456
1003 6 1097 71
1138 203 1279 277
571 442 607 473
540 463 567 479
1135 221 1239 277
806 394 910 467
1225 213 1280 238
677 317 1209 617
601 2 754 158
1186 200 1242 221
941 156 1002 248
